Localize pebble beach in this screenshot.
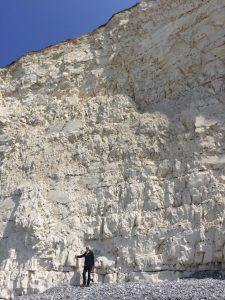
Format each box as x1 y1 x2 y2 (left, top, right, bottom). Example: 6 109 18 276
16 278 225 300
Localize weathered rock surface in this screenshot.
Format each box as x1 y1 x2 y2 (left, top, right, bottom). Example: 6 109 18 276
0 0 225 298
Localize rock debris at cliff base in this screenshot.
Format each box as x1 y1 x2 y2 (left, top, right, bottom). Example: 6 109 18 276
15 279 225 300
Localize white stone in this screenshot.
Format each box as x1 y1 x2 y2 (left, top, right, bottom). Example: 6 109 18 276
0 0 225 298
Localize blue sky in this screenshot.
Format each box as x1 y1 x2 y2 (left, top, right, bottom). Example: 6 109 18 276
0 0 138 67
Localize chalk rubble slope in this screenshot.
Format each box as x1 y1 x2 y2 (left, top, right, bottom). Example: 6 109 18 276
0 0 225 298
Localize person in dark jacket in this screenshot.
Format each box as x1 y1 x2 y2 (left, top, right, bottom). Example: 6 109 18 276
76 246 94 287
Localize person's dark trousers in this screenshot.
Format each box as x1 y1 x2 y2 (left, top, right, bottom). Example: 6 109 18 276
83 266 92 286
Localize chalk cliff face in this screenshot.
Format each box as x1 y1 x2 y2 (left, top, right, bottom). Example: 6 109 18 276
0 0 225 297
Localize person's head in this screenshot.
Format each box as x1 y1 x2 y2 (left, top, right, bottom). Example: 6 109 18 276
86 245 91 251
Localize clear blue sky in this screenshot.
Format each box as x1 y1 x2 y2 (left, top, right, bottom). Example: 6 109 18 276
0 0 138 67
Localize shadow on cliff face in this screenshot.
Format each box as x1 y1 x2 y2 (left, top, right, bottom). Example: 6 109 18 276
188 270 225 280
0 193 34 297
0 189 37 269
69 271 81 286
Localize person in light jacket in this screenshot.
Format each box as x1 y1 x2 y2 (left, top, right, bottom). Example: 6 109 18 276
76 246 94 287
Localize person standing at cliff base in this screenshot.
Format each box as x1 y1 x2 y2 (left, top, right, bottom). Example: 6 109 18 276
76 246 95 287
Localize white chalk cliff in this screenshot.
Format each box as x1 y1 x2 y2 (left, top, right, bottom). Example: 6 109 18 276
0 0 225 298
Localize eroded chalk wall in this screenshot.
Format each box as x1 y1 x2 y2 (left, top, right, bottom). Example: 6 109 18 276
0 0 225 298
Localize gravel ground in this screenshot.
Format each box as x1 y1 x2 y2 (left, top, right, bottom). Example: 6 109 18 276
16 278 225 300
